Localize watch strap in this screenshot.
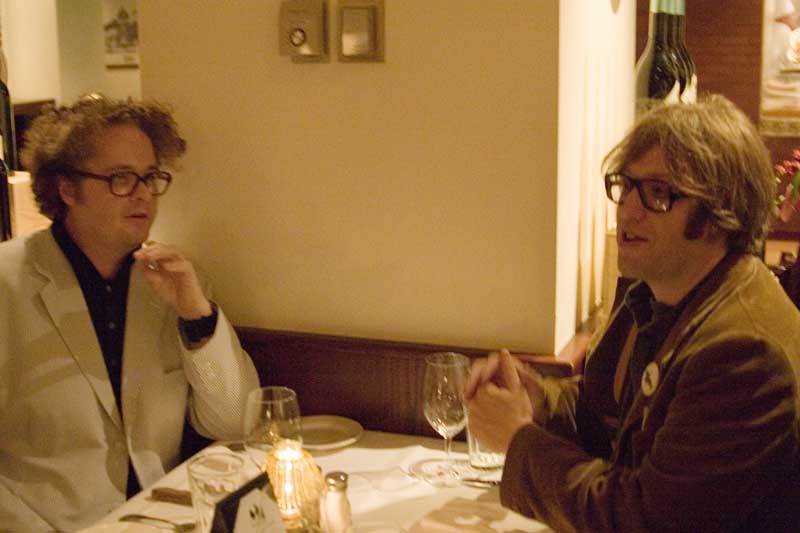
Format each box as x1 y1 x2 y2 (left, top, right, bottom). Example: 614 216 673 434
179 301 219 344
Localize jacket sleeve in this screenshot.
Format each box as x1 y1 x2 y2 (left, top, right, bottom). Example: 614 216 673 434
535 373 580 442
500 337 798 533
181 306 260 441
0 480 54 532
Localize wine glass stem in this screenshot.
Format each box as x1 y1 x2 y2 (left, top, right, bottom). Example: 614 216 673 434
444 436 453 465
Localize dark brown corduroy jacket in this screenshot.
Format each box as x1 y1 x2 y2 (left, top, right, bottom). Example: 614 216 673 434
501 253 800 533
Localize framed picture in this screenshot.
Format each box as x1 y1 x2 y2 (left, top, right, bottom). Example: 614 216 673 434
760 0 800 136
103 0 139 68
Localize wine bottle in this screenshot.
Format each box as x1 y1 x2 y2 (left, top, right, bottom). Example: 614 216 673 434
635 0 686 115
0 29 17 241
0 153 9 241
0 79 16 172
670 0 697 103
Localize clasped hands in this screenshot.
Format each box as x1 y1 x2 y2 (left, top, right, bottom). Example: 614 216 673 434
463 349 547 454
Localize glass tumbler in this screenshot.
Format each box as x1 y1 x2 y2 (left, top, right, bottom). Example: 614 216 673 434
467 418 505 469
187 451 245 532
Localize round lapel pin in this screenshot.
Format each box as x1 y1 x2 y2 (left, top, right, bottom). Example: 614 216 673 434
641 362 660 397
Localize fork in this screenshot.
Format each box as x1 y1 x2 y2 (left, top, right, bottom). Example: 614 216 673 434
458 476 501 488
119 513 196 532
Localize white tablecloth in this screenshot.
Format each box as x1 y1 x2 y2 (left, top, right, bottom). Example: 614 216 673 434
95 430 553 532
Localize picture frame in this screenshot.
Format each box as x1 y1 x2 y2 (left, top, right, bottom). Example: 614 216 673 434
103 0 139 69
760 0 800 136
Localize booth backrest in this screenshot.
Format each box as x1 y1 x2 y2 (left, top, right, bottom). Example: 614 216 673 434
236 328 577 437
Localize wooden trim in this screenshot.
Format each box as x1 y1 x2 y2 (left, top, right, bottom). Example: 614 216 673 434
13 99 55 117
768 229 800 242
235 327 578 437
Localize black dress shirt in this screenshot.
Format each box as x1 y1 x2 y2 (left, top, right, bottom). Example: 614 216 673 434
618 282 689 417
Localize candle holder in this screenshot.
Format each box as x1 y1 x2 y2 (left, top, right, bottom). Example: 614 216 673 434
264 439 324 531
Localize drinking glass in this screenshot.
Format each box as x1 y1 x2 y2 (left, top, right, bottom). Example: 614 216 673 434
421 352 469 485
243 386 302 468
187 451 245 532
467 424 505 469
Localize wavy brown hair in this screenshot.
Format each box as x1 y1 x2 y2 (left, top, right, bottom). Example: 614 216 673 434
20 97 187 220
603 95 775 255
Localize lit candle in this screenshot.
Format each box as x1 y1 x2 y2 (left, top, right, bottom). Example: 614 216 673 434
264 439 323 530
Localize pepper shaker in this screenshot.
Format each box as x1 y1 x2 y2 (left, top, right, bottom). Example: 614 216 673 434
319 471 353 533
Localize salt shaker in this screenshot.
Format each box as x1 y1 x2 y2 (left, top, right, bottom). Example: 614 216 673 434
319 471 353 533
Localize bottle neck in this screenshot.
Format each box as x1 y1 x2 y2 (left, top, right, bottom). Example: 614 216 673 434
675 14 687 46
648 0 685 45
648 12 672 45
650 0 685 16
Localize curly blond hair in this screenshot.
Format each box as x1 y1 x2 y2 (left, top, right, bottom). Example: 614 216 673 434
20 97 187 220
603 95 775 254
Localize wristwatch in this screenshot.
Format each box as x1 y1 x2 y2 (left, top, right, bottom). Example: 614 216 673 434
179 301 219 344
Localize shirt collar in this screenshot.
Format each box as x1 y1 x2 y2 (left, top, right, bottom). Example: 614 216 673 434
51 219 134 283
621 252 734 331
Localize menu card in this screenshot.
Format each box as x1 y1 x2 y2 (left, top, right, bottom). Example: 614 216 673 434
211 472 286 533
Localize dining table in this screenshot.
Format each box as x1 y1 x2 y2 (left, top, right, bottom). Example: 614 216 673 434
90 428 554 532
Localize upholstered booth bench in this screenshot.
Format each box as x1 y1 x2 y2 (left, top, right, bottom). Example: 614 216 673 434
235 327 582 438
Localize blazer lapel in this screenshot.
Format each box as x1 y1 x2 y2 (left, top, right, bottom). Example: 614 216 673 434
614 253 749 451
32 231 123 430
121 266 168 438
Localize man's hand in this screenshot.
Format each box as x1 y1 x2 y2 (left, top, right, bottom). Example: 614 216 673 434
463 350 502 401
132 241 212 319
465 349 547 422
466 349 534 453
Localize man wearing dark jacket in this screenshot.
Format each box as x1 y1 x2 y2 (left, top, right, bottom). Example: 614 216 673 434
465 95 800 532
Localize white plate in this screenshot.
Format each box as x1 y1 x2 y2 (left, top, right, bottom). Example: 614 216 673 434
301 415 364 450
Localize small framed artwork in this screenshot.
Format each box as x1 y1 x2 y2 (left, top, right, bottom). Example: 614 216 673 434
103 0 139 69
760 0 800 136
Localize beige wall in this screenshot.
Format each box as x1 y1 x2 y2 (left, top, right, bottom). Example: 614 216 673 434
56 0 103 105
4 0 61 102
139 0 634 353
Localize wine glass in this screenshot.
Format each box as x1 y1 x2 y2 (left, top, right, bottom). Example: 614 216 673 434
243 386 302 469
421 352 470 485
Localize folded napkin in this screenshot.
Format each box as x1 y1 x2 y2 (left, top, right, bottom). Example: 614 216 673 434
149 486 192 506
409 497 506 532
408 496 555 533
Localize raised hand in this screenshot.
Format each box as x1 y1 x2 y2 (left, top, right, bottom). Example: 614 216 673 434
132 241 212 320
466 349 534 453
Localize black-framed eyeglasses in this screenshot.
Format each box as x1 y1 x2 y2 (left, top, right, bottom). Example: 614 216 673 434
604 172 686 213
67 168 172 197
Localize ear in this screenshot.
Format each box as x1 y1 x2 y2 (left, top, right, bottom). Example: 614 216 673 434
58 177 78 207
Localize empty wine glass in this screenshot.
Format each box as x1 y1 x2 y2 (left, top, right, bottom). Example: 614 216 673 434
243 386 302 470
421 352 469 486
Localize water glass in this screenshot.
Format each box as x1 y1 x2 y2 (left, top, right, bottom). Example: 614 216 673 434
187 451 245 532
467 423 505 469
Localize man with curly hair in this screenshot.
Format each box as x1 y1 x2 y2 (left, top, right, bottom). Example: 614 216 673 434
466 96 800 532
0 97 259 530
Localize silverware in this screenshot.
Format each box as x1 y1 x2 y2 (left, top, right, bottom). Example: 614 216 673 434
459 477 501 488
119 513 196 532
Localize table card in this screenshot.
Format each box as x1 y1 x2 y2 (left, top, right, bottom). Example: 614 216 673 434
211 472 286 533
